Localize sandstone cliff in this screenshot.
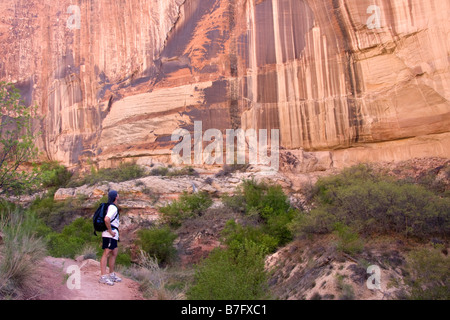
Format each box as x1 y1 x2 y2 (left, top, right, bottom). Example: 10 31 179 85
1 0 449 169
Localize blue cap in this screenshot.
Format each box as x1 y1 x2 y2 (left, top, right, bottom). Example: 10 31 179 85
108 190 118 203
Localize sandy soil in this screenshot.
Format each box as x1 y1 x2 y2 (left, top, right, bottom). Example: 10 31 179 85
35 256 144 300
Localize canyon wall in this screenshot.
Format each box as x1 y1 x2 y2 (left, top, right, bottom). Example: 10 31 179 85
1 0 449 170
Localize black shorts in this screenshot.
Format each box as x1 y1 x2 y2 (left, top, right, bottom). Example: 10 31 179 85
102 237 118 250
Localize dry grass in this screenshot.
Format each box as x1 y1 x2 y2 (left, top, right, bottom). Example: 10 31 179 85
124 250 189 300
0 208 47 299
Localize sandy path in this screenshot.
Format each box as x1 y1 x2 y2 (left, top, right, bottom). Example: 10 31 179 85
35 256 144 300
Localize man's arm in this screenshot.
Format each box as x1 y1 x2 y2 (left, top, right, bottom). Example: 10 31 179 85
104 216 116 237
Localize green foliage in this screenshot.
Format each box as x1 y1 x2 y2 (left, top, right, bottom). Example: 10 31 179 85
223 179 296 248
0 82 39 196
115 250 132 267
44 217 131 265
67 162 147 187
150 166 198 177
0 204 47 299
167 166 198 177
221 220 279 254
263 209 296 247
137 226 178 266
403 247 450 300
150 166 169 176
291 164 450 240
186 240 270 300
159 191 213 227
185 180 289 299
46 217 98 258
333 222 364 255
215 164 249 178
29 193 86 232
35 161 72 189
221 191 246 213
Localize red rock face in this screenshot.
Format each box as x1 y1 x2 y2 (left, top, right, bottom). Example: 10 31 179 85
1 0 449 168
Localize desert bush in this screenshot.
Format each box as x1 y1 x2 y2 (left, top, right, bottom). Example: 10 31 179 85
150 166 169 176
29 194 86 232
78 244 98 260
221 220 279 254
214 164 249 178
262 209 296 247
186 240 270 300
333 222 364 255
0 205 47 299
335 274 355 300
403 247 449 300
46 217 97 258
221 191 246 213
45 216 131 265
168 166 198 177
115 249 132 267
125 250 187 300
159 191 213 227
36 161 73 189
223 179 296 247
67 162 147 187
291 164 450 240
136 226 178 266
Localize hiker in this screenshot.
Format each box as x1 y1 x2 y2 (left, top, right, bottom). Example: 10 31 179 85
99 190 122 286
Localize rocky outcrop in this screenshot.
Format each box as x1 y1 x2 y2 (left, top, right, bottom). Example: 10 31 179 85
1 0 449 169
265 237 408 300
53 167 292 204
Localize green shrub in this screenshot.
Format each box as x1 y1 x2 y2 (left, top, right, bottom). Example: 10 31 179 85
263 209 296 247
186 240 270 300
223 179 296 248
221 220 278 254
214 164 249 178
116 250 132 267
292 165 450 240
259 185 291 219
137 226 177 266
221 191 246 213
241 179 267 211
159 191 213 227
68 162 147 187
150 167 169 176
333 222 364 255
29 194 86 232
36 161 73 189
288 207 334 236
46 217 98 258
168 166 198 177
403 247 450 300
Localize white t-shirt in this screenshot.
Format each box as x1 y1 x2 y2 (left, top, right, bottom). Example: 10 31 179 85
102 204 119 240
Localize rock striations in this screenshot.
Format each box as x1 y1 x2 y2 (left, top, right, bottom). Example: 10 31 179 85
1 0 449 170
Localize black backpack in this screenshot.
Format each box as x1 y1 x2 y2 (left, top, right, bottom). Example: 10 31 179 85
93 203 118 236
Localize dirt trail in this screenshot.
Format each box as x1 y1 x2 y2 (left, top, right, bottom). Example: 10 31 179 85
35 256 144 300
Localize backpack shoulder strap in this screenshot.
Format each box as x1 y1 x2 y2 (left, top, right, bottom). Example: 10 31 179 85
108 204 119 223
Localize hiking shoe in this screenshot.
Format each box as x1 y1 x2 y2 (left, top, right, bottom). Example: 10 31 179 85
99 275 114 286
109 272 122 283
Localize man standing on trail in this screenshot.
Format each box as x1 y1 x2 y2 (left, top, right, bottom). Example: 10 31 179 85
99 190 122 286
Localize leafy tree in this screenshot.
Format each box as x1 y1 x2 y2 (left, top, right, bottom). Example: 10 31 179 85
0 82 38 195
